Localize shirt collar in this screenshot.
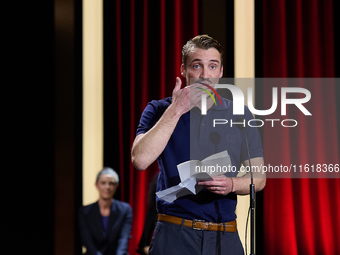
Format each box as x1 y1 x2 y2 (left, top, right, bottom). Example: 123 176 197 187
210 96 231 111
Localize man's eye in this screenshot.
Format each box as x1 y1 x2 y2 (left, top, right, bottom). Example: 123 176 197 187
193 64 200 69
210 65 217 69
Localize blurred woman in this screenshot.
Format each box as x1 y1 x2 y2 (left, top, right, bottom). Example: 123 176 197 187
79 167 133 255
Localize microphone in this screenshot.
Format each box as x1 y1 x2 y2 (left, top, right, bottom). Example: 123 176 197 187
235 117 252 180
209 132 221 153
209 131 221 145
236 117 255 255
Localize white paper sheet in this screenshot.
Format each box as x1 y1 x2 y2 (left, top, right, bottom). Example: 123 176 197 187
156 150 232 202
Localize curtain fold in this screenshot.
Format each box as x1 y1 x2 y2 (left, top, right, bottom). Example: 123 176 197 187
261 0 340 254
104 1 199 253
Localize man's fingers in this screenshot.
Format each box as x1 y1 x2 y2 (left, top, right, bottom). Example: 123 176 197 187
173 77 182 94
198 178 227 186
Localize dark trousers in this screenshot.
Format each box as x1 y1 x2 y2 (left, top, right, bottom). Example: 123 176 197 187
148 221 244 255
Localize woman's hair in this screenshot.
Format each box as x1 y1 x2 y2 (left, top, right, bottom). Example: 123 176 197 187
96 167 120 183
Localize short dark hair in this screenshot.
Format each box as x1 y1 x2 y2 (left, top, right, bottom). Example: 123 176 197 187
182 35 224 68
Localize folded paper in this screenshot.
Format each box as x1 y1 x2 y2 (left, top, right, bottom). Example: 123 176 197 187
156 150 232 202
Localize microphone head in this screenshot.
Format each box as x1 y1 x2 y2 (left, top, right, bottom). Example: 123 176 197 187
235 117 246 131
209 132 221 145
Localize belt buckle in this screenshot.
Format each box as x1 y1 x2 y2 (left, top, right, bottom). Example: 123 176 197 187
192 219 205 230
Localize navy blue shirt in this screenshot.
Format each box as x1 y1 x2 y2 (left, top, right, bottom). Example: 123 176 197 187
136 97 263 222
101 215 109 233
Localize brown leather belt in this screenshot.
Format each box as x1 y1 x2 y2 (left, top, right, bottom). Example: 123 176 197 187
157 214 237 232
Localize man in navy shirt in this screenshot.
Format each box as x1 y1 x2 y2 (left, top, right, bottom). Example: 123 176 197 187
131 35 265 255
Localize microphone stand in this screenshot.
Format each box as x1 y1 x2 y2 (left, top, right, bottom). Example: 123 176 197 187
242 129 255 255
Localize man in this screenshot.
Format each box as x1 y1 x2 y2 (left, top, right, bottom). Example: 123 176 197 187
131 35 265 255
79 167 133 255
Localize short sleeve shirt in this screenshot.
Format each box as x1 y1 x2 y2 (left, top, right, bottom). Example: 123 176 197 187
136 97 263 222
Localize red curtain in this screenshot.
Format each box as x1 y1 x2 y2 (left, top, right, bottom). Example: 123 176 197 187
261 0 340 254
108 0 199 253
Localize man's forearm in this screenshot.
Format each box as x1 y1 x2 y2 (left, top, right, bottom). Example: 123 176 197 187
232 157 266 195
232 173 266 195
131 104 182 170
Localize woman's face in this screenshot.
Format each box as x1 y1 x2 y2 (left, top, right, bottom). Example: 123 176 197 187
96 174 118 200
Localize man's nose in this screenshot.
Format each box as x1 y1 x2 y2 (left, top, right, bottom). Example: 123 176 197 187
199 68 209 79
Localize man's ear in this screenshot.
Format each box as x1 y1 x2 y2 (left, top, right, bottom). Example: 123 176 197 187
180 64 186 77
